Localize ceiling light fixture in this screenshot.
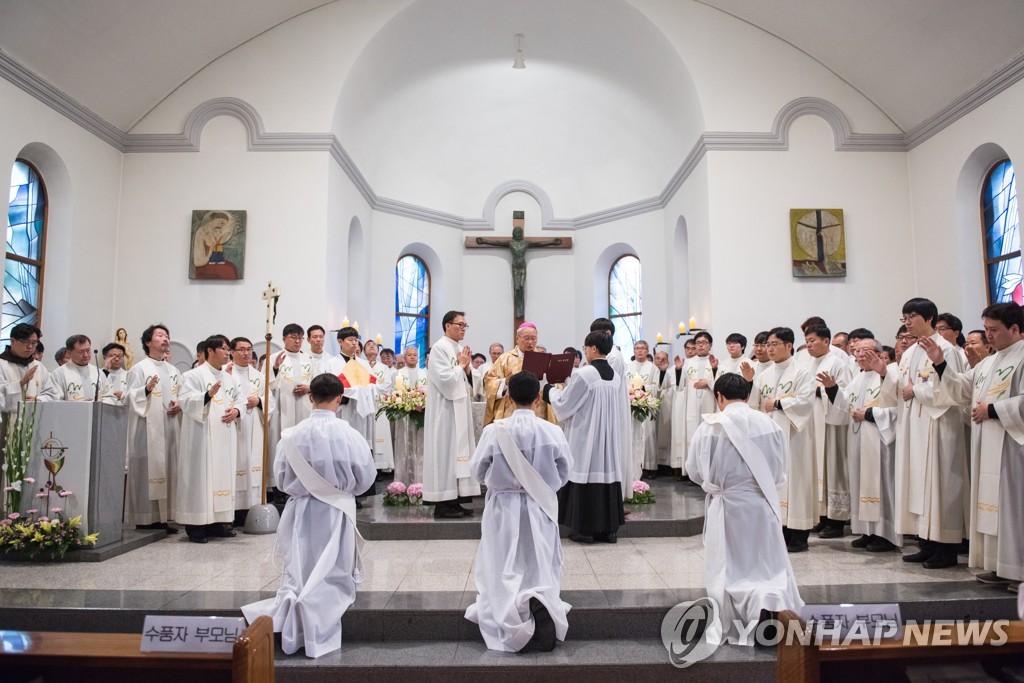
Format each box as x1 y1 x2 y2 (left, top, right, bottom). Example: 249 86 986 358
512 33 526 69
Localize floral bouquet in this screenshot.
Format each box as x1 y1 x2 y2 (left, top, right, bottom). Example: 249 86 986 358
0 504 98 560
624 480 655 504
383 481 424 506
376 386 427 429
629 387 662 423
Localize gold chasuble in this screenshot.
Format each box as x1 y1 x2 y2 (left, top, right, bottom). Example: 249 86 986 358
483 347 557 426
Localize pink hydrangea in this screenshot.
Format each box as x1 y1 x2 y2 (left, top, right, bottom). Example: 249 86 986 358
0 519 10 527
386 481 407 495
7 512 20 520
407 483 423 497
633 481 651 493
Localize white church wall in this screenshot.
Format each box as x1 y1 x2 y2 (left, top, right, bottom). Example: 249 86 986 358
907 78 1024 322
325 161 374 337
115 115 331 352
702 114 914 345
663 156 711 357
0 78 122 366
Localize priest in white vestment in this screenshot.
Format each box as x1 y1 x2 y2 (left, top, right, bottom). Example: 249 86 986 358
884 298 967 569
652 351 676 471
365 340 395 471
748 332 774 380
176 335 245 543
925 303 1024 586
393 347 427 485
102 342 129 406
0 323 59 412
423 311 480 518
717 333 748 376
125 324 182 531
625 339 658 481
821 338 902 551
466 371 572 652
686 373 803 645
471 353 487 401
675 331 719 478
269 323 313 494
229 337 275 515
52 334 113 402
306 324 334 377
242 374 376 658
544 330 625 543
743 327 816 553
804 324 853 538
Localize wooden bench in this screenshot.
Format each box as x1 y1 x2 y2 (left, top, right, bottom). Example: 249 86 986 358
777 610 1024 682
0 615 274 683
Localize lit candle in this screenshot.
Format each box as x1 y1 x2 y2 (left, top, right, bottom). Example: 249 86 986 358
689 316 698 331
342 316 350 328
678 322 685 335
353 321 359 332
656 332 663 344
376 333 383 345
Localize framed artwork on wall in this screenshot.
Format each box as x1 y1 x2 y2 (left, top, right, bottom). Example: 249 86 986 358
189 209 246 280
790 208 846 278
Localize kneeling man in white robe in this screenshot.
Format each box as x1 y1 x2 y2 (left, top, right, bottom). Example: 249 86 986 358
242 373 376 658
466 371 573 653
685 372 803 646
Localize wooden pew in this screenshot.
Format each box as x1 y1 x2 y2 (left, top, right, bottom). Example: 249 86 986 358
776 610 1024 683
0 615 274 683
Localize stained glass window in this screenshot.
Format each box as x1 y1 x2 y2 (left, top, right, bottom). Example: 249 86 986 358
609 255 642 352
395 255 429 366
5 161 46 346
982 160 1021 305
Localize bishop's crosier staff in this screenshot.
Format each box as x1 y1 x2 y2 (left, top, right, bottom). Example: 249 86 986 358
245 280 282 534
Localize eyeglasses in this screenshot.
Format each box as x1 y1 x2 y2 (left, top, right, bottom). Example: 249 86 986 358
14 338 38 348
896 334 917 342
284 334 303 340
934 326 951 333
234 347 253 354
898 313 920 324
449 322 469 329
766 342 785 348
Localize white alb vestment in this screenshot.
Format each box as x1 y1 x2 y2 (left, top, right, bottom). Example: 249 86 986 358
125 357 183 524
309 351 334 379
674 356 717 471
393 367 426 485
326 354 377 458
104 367 128 406
717 355 746 376
547 364 624 485
176 362 246 525
423 336 480 501
934 338 1024 580
52 362 112 402
269 351 313 487
751 357 816 529
0 357 59 411
807 351 853 520
886 334 967 543
465 409 573 651
368 360 395 470
625 359 657 478
686 402 803 645
232 364 275 509
825 368 902 546
605 346 634 497
654 367 676 466
242 410 376 658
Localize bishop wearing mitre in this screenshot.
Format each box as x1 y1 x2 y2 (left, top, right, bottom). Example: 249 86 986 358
483 322 557 427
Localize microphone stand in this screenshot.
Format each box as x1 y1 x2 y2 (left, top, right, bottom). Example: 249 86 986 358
93 349 102 402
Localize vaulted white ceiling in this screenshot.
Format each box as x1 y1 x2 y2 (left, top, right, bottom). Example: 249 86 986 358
0 0 1021 135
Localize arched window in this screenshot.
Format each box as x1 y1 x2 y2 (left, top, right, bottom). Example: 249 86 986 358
982 160 1021 304
395 255 430 366
609 255 642 352
5 160 47 346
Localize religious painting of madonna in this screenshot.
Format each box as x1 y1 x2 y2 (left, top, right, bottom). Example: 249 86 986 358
790 208 846 278
189 210 246 280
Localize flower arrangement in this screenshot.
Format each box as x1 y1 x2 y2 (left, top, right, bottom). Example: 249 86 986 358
0 505 98 559
376 383 427 429
628 383 662 423
1 398 37 514
624 480 654 504
382 481 424 506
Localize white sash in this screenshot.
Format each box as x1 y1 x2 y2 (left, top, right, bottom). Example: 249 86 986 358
713 411 782 524
284 438 365 576
494 423 559 526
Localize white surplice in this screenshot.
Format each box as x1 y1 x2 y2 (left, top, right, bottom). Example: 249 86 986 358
241 410 376 658
104 367 128 406
52 362 111 402
125 357 182 524
547 363 625 485
269 351 313 488
886 334 968 543
0 357 59 411
625 359 657 479
309 351 334 379
751 357 817 529
654 367 676 467
326 354 377 459
825 369 902 546
232 364 275 509
676 355 717 471
465 409 573 651
368 360 395 470
685 402 803 645
934 339 1024 579
807 351 853 520
176 362 245 525
423 336 480 501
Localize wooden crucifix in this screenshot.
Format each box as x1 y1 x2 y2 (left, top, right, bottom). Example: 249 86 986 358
464 211 572 333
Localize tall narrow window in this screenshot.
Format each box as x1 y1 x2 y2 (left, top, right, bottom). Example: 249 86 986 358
982 160 1021 304
395 255 430 366
5 160 46 345
609 255 642 352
